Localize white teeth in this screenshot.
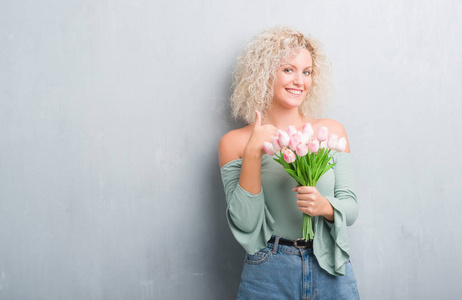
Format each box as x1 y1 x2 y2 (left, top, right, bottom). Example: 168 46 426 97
287 89 302 95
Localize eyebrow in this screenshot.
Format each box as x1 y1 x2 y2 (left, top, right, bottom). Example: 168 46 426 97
282 63 313 69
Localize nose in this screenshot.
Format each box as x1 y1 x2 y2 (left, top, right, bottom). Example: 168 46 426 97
293 72 303 86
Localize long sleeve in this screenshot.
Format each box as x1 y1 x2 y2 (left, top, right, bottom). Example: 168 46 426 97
326 151 358 227
220 159 275 255
313 152 359 276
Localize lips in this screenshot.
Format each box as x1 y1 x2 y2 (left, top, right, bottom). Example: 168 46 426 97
286 88 303 95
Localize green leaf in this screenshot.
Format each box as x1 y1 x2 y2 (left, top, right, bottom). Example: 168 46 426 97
285 168 305 186
317 163 336 179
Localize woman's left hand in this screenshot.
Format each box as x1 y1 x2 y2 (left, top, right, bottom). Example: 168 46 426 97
292 186 334 222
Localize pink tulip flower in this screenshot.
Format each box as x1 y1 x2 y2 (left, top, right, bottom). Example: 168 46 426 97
291 131 310 145
277 130 290 147
288 125 297 137
293 131 308 145
301 132 310 144
302 123 314 138
320 140 327 149
337 137 347 152
296 143 308 157
307 137 319 153
284 149 296 163
289 135 301 151
272 137 281 152
327 134 339 150
263 142 275 156
316 126 329 142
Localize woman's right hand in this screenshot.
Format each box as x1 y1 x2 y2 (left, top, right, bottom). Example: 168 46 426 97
244 111 278 158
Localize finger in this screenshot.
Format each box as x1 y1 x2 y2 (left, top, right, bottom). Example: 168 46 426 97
254 110 262 127
297 186 315 193
296 194 315 202
270 126 278 136
298 206 315 216
267 124 278 133
296 200 310 207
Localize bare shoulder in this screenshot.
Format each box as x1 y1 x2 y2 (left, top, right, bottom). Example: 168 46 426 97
218 126 253 167
316 118 351 153
316 118 347 136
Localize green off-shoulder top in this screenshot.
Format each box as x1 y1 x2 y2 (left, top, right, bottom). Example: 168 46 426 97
220 152 358 276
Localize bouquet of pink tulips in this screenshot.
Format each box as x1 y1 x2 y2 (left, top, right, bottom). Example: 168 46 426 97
262 123 347 241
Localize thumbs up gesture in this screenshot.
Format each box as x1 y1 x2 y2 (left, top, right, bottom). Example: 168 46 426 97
245 111 278 157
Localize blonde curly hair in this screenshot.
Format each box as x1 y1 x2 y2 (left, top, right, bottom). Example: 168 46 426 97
230 26 331 124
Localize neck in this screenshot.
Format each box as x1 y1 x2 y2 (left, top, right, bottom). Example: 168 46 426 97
264 106 309 131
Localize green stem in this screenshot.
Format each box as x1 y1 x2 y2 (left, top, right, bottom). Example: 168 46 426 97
302 213 314 241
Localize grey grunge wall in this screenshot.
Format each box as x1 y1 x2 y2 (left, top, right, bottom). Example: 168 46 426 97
1 0 461 299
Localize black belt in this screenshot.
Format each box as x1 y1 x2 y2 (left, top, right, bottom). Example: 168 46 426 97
268 236 313 249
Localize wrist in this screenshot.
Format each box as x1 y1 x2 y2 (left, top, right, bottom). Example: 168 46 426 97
243 144 263 159
322 199 335 222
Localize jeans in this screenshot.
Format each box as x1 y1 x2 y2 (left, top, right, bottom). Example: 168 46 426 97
237 236 360 300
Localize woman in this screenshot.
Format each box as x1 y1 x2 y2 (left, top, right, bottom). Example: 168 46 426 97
219 26 360 299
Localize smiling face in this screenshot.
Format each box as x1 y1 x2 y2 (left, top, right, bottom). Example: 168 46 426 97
272 48 313 110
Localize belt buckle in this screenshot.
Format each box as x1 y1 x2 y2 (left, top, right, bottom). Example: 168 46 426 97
294 238 308 249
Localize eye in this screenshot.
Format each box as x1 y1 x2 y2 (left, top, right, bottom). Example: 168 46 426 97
283 68 293 73
303 70 311 76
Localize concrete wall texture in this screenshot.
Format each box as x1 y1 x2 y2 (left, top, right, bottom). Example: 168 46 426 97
1 0 461 299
